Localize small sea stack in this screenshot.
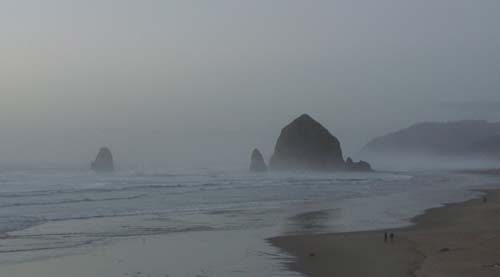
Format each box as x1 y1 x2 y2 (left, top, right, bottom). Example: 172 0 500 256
345 157 372 171
91 147 114 172
250 148 268 172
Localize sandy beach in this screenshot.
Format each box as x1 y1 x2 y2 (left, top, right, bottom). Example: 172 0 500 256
270 189 500 277
0 170 495 277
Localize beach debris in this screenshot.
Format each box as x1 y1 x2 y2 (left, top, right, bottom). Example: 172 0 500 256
309 252 316 257
439 248 451 252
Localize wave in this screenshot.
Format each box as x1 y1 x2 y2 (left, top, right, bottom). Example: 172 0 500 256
0 225 217 255
0 172 403 201
0 216 45 234
0 194 145 209
0 184 187 199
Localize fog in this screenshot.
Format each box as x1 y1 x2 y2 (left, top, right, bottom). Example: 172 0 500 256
1 0 500 169
361 152 500 172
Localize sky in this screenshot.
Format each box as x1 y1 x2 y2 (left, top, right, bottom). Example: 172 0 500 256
1 0 500 169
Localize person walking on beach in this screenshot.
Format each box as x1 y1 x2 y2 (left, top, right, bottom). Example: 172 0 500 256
384 232 388 243
390 232 394 242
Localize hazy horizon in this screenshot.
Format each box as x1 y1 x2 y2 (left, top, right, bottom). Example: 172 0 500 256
1 0 500 168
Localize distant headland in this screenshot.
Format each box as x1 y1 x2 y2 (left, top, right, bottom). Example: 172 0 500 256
360 120 500 168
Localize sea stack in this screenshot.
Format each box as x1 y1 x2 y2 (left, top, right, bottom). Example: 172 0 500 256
250 148 268 172
269 114 345 171
268 114 372 171
345 157 372 171
91 147 114 172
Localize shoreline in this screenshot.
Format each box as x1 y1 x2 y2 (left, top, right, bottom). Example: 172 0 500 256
269 189 500 277
0 170 495 276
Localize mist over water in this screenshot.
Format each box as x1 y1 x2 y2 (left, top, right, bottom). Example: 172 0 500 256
1 1 500 276
360 152 500 171
1 0 500 169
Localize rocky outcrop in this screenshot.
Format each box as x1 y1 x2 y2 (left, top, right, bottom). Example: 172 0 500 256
345 157 372 171
91 147 114 172
269 114 345 171
267 114 372 171
250 148 268 172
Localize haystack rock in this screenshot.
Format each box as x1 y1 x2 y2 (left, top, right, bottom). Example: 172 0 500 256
91 147 114 172
250 148 268 172
269 114 345 171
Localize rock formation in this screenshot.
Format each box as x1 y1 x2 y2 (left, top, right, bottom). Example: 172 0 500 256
91 147 114 172
345 157 372 171
269 114 345 170
267 114 372 171
250 148 268 172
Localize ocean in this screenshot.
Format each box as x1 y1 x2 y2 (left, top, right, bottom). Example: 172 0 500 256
0 168 497 276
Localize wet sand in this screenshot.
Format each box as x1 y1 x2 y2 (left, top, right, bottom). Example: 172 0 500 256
269 189 500 277
0 228 297 277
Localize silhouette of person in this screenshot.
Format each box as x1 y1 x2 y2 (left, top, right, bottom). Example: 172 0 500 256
384 232 388 243
390 233 394 242
483 197 487 203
